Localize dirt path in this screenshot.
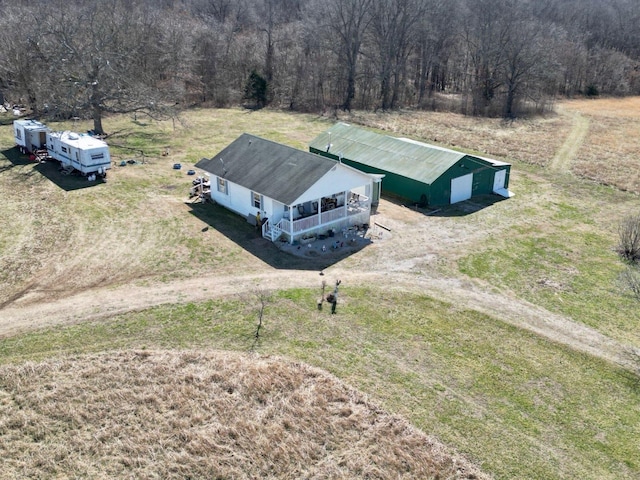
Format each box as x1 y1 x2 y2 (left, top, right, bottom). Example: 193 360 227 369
0 192 633 371
549 106 590 172
0 263 631 369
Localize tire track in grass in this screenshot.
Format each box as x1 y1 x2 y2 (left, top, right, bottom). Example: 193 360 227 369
549 107 590 173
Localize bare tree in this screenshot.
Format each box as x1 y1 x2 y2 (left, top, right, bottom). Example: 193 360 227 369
252 0 301 83
290 15 336 111
413 0 460 108
500 14 556 118
250 288 272 350
311 0 373 111
2 0 640 119
619 267 640 300
191 0 243 23
0 4 50 115
554 32 589 97
32 0 186 134
460 0 511 115
192 1 253 106
368 0 423 110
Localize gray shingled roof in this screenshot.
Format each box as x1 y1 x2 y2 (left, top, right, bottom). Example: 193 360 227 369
195 133 339 205
309 123 507 184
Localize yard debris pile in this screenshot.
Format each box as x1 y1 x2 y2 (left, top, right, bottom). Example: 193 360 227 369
189 175 211 202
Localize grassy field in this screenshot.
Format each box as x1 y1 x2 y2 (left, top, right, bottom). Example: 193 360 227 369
1 101 640 479
0 109 333 308
1 289 639 479
341 98 640 195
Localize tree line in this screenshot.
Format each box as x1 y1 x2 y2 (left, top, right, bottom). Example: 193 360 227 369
0 0 638 134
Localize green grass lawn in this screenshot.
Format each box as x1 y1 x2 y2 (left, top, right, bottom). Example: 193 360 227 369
458 172 640 346
1 287 638 480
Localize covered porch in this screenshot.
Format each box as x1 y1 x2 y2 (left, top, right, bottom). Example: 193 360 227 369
263 190 371 244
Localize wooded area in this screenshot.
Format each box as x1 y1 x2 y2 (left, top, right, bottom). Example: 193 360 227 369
1 0 638 133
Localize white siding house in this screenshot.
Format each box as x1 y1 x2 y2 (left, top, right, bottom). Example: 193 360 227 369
195 134 374 244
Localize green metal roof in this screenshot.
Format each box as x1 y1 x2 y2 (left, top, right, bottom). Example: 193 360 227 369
309 123 489 184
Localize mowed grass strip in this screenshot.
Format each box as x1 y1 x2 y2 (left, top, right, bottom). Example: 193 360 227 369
561 98 640 194
1 287 639 480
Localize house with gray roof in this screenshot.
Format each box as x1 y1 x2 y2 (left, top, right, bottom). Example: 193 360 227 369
309 123 513 207
195 134 373 244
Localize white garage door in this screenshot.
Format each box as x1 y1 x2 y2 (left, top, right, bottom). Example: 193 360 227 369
450 173 473 204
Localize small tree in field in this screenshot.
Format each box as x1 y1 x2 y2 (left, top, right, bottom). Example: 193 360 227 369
617 214 640 263
249 288 272 350
619 267 640 300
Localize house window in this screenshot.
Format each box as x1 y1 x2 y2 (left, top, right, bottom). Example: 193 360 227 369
90 153 104 160
15 129 21 140
217 177 228 194
252 192 261 209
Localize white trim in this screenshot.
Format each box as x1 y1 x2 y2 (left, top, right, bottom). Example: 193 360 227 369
494 188 515 198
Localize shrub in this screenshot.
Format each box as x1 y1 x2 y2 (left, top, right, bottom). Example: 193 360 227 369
617 214 640 262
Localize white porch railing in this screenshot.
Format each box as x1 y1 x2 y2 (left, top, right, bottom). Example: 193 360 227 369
263 219 282 241
292 214 320 233
267 196 370 243
346 199 370 216
320 207 345 223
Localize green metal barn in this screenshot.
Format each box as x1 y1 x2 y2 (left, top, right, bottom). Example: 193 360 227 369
309 123 513 207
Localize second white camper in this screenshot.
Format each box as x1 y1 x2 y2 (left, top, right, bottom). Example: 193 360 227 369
47 131 111 176
14 119 49 154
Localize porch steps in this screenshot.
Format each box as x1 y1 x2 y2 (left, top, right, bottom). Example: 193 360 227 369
263 220 283 242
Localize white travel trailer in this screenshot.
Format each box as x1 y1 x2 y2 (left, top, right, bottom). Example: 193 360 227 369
14 119 49 153
46 131 111 176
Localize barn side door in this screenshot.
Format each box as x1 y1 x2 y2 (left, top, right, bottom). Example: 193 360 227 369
493 169 506 192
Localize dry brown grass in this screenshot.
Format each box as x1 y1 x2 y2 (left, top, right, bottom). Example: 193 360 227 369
561 97 640 117
560 99 640 194
0 349 487 479
3 100 639 309
2 99 640 480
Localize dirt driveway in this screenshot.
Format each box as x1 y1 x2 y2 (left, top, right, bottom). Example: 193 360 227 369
0 195 631 370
